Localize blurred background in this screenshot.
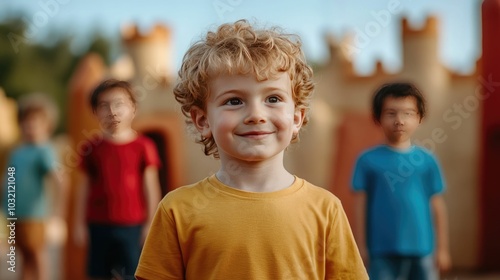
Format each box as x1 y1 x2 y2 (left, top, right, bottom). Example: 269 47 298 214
1 0 499 279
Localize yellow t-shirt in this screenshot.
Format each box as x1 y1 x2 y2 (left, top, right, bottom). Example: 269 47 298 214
136 175 368 280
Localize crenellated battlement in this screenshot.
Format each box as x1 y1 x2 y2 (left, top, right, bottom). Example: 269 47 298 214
402 16 438 37
326 16 477 79
119 23 174 92
121 24 171 43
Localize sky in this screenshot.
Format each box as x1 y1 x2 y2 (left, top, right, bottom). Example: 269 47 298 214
0 0 480 75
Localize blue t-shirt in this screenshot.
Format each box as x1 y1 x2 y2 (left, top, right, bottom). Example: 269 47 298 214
351 145 445 257
2 143 57 219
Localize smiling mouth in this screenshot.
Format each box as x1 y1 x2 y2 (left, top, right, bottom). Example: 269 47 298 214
237 131 273 139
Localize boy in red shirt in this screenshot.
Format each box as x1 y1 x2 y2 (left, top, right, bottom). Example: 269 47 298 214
74 79 161 279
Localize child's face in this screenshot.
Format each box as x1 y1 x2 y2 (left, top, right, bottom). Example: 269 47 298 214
379 96 421 145
193 72 304 162
95 88 136 134
21 112 51 144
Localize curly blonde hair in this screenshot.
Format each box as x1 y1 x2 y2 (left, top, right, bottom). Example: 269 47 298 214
174 19 315 158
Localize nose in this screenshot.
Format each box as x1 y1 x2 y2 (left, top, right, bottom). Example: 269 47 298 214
244 103 266 124
394 113 404 125
109 105 118 116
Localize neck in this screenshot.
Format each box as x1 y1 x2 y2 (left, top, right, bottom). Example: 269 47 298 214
216 153 294 192
103 129 137 143
25 135 49 145
386 139 412 150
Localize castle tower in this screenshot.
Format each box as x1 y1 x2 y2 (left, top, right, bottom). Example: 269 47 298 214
121 24 178 114
121 23 186 195
64 53 107 280
479 0 500 271
401 17 448 110
401 17 440 73
122 24 172 82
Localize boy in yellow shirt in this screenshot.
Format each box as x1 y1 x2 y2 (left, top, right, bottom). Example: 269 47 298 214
136 20 368 280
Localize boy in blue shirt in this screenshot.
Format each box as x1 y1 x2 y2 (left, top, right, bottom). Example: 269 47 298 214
352 82 451 280
2 93 65 280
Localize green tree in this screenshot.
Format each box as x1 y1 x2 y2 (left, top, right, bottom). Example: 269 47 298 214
0 16 114 133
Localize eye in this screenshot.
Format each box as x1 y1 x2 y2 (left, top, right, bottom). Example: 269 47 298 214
224 98 242 106
267 96 280 103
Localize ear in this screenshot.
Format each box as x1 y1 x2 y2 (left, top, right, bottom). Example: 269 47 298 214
292 108 306 135
190 106 212 138
131 104 137 117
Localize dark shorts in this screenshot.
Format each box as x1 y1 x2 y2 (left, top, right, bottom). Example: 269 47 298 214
369 254 437 280
87 224 142 279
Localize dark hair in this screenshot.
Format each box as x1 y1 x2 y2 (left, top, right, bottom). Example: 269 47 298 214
17 93 58 130
372 82 426 122
90 79 137 112
18 105 47 122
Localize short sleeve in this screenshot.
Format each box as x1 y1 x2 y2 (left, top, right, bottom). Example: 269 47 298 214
142 137 161 168
135 200 184 279
426 153 446 197
325 199 369 279
40 145 57 175
351 154 368 192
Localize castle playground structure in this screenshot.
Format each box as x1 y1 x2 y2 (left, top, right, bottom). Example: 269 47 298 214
1 3 499 278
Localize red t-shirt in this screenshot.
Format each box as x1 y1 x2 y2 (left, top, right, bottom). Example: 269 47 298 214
80 135 160 225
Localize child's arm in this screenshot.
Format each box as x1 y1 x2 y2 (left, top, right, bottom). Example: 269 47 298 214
431 194 452 273
73 172 89 247
48 170 67 219
142 166 161 243
45 169 68 243
353 192 368 266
